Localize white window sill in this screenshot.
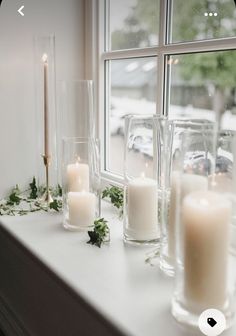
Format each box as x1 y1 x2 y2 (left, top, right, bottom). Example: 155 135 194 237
0 202 235 336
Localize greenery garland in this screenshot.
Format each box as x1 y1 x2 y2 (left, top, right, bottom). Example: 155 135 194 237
0 177 62 216
0 179 123 248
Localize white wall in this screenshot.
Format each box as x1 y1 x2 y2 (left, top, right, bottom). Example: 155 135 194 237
0 0 85 197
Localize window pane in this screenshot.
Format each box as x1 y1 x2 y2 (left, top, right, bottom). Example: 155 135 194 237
108 0 159 51
106 57 157 176
168 51 236 130
170 0 236 43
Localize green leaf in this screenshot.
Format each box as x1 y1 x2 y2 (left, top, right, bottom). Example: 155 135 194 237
102 186 124 211
49 199 61 212
87 230 102 248
29 177 38 199
53 184 62 197
7 185 21 206
87 218 109 248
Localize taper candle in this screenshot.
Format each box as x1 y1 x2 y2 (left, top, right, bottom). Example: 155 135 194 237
42 53 49 157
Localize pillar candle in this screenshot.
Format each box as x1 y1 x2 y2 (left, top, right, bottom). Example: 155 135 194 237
68 191 96 228
127 175 158 241
67 162 89 192
168 173 208 262
182 191 231 310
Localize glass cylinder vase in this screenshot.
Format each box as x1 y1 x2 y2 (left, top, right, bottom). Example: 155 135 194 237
123 115 165 245
34 35 57 191
57 80 95 184
62 137 100 231
172 129 236 329
160 119 216 276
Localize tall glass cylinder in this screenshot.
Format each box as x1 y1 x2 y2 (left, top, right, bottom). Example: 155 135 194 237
34 35 57 190
172 129 236 329
57 80 95 183
123 115 165 245
160 119 216 276
213 130 236 256
62 137 100 231
57 80 95 138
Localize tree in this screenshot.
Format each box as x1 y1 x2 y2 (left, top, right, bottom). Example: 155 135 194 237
111 0 159 50
111 0 236 123
171 0 236 122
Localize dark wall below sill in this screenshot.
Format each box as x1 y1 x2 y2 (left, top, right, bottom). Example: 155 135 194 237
0 224 124 336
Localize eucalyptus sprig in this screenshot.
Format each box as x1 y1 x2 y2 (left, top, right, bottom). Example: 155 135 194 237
0 177 62 216
87 218 110 248
102 186 124 217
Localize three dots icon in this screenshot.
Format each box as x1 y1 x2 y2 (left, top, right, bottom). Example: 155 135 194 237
204 12 218 17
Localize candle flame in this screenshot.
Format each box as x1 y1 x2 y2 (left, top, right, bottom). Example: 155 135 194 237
76 156 81 163
42 53 48 63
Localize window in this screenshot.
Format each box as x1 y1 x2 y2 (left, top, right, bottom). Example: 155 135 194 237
97 0 236 184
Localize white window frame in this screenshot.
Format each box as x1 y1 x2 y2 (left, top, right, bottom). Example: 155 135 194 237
85 0 236 187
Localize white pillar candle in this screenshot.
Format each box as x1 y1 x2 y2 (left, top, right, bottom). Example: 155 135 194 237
127 175 158 241
182 191 231 310
67 162 89 192
168 173 208 261
68 191 96 228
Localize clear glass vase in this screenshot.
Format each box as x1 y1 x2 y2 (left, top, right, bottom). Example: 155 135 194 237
160 119 216 276
62 137 100 231
57 80 95 184
171 129 236 329
123 115 165 245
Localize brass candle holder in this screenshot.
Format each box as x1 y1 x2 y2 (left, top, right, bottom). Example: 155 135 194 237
41 154 53 204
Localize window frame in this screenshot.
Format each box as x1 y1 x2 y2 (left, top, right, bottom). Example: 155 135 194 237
89 0 236 187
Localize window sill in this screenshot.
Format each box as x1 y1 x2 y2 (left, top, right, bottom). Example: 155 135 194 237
0 203 235 336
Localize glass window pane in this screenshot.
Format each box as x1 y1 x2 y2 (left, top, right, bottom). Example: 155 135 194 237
170 0 236 43
105 57 157 176
168 51 236 130
108 0 159 51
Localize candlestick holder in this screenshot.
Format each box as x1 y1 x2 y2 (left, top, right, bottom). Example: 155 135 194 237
41 155 53 203
171 129 236 329
62 137 100 231
34 35 57 194
123 115 165 245
159 119 216 276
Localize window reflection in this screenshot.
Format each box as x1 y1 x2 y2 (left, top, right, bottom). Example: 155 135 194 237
107 57 157 175
168 51 236 130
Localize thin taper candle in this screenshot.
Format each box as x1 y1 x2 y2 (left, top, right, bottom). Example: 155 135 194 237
42 53 49 157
